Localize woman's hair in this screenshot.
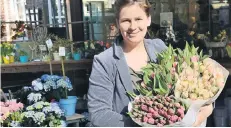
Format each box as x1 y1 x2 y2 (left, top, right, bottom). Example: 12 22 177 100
114 0 151 19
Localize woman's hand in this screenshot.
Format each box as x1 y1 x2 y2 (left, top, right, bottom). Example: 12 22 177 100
192 104 213 127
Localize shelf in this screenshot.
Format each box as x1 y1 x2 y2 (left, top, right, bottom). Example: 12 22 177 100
1 59 93 73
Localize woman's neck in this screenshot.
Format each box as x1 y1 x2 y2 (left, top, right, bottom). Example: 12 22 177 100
122 40 145 53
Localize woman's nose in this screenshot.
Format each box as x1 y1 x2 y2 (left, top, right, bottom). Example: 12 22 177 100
129 21 137 30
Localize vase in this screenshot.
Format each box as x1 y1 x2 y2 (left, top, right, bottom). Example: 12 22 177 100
59 96 77 116
20 56 28 63
2 56 10 64
73 53 81 60
9 56 14 63
53 52 61 61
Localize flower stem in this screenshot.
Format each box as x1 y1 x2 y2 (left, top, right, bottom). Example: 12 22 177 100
61 57 65 77
49 51 53 75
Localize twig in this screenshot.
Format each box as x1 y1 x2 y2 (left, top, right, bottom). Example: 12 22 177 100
49 51 53 75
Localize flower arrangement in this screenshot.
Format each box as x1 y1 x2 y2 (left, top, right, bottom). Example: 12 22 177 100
0 100 24 127
0 42 16 64
30 74 73 101
50 35 73 53
127 43 229 127
0 42 16 57
205 30 227 42
20 101 66 127
11 21 32 40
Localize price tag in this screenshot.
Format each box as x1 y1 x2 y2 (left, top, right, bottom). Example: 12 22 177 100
59 47 65 56
46 39 53 49
39 45 47 51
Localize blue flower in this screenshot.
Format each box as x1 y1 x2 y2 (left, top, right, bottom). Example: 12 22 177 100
44 80 56 91
41 74 61 82
57 77 73 90
41 74 49 81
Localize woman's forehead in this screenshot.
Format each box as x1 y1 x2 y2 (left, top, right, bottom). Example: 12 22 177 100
119 4 147 19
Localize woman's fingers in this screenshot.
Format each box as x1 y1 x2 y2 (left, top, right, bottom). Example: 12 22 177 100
192 104 213 127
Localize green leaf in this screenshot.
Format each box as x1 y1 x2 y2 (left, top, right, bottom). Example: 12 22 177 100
158 77 167 94
127 92 137 99
153 75 157 91
143 74 150 85
202 55 210 60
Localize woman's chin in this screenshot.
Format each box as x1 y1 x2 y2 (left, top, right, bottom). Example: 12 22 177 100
126 37 143 44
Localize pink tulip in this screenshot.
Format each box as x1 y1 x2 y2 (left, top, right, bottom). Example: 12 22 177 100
191 56 199 62
173 62 178 68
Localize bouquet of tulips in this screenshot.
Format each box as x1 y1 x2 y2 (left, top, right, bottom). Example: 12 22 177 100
128 43 229 127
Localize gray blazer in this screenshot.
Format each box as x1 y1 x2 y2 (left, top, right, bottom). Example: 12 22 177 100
87 38 167 127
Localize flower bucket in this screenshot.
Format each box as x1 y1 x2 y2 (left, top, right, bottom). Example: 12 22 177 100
59 96 77 116
9 56 14 63
73 53 81 60
20 56 28 63
2 56 10 64
53 52 61 61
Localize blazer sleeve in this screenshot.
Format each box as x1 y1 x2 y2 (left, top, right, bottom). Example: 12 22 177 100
87 55 133 127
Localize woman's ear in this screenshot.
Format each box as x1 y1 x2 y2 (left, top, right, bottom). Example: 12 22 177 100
147 16 151 27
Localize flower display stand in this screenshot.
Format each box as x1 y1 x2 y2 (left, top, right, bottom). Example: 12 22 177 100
66 113 85 127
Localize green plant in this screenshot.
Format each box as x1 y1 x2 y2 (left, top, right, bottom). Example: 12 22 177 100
0 42 15 56
205 30 227 42
73 48 82 54
19 50 28 56
50 35 73 52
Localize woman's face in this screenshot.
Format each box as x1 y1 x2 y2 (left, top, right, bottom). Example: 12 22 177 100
118 3 151 46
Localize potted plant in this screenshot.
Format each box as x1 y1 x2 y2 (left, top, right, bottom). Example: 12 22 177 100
50 35 73 61
30 74 77 116
73 48 82 61
1 42 15 64
19 50 29 63
58 56 77 116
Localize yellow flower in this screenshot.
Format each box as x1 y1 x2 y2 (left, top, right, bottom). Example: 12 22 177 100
189 93 198 100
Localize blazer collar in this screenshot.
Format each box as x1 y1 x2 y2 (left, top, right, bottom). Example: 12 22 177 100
113 38 157 62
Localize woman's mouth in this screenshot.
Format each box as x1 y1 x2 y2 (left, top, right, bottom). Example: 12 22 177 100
128 31 139 37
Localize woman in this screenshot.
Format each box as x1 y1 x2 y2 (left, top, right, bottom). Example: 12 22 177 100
87 0 213 127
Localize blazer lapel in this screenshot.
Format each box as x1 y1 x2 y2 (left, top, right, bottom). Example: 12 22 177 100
116 56 134 93
144 39 157 63
113 41 133 94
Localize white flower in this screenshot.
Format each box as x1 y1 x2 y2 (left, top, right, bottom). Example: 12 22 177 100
27 93 42 102
53 106 64 116
23 111 35 118
10 121 21 127
26 106 34 111
32 79 43 91
42 106 52 114
60 120 66 127
10 52 15 56
34 112 46 124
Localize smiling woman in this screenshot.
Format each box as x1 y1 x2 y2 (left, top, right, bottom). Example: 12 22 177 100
87 0 213 127
115 0 151 50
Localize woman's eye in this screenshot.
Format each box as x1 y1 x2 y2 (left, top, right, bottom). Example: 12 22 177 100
136 18 142 21
122 20 130 22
